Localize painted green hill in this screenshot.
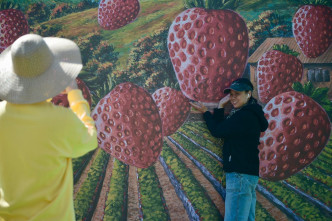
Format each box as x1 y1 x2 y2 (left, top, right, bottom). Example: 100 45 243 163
28 0 301 103
32 0 184 68
30 0 321 69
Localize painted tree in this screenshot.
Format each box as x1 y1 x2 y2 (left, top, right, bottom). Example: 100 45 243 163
125 27 179 92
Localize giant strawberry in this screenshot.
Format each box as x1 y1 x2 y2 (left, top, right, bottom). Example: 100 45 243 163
292 1 332 58
51 78 92 108
259 91 330 181
168 1 249 103
92 82 163 168
98 0 140 30
257 44 303 104
0 8 29 53
152 87 190 136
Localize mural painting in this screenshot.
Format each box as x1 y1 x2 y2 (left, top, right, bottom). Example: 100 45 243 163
0 0 331 220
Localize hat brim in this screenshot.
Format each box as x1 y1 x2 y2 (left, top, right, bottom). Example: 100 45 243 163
223 88 232 94
223 84 253 94
0 37 82 104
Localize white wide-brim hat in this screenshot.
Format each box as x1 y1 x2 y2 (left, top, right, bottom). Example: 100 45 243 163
0 34 82 104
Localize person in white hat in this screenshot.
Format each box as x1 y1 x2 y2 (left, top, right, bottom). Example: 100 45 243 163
0 34 97 220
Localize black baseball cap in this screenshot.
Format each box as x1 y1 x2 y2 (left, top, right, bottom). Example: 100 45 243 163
224 78 254 94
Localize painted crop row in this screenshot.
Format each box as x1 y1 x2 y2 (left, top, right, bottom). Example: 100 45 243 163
170 133 223 183
72 150 95 184
74 148 109 221
161 142 222 220
183 122 222 144
286 174 331 207
178 126 223 158
259 179 330 220
103 158 129 221
137 166 170 220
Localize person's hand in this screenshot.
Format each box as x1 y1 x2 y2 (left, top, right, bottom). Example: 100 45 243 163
65 79 78 93
218 94 230 108
190 102 208 113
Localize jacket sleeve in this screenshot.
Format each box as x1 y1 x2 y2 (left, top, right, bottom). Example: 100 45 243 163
65 89 98 158
203 109 257 139
212 108 225 122
261 115 269 132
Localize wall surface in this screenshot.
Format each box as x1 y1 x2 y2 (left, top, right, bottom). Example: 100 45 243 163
1 0 331 220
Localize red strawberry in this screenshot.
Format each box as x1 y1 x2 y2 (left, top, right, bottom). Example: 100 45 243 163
257 44 303 104
91 82 163 168
259 91 331 181
0 9 29 53
98 0 140 30
51 94 69 107
51 78 92 108
292 3 332 58
152 87 191 136
168 7 249 103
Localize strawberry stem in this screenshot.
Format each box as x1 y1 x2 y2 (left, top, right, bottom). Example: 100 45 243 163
272 44 300 57
0 1 21 10
292 81 332 120
183 0 240 10
302 0 329 5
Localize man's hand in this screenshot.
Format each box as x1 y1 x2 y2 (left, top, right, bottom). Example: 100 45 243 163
218 94 230 108
190 102 208 113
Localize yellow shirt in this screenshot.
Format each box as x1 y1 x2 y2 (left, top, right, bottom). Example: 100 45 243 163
0 90 97 221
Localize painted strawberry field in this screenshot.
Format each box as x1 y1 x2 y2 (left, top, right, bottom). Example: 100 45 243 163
71 121 332 220
1 0 332 220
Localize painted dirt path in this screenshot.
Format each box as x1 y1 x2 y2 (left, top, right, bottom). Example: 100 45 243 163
73 148 100 198
154 159 189 221
256 192 290 221
91 156 115 221
127 165 141 221
165 137 225 217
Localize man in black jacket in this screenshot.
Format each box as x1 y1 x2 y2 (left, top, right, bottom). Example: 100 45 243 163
191 78 268 221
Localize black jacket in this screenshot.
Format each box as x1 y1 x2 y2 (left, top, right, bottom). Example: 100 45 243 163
203 103 268 176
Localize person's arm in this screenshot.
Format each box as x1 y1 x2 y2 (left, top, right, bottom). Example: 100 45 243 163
203 110 256 139
190 101 226 131
68 90 96 134
66 89 98 157
211 108 225 122
210 94 230 122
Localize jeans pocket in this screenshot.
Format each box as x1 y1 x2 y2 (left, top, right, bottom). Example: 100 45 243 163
226 173 243 192
242 174 259 189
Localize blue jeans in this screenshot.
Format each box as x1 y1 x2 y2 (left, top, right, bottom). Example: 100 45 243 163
224 172 259 221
